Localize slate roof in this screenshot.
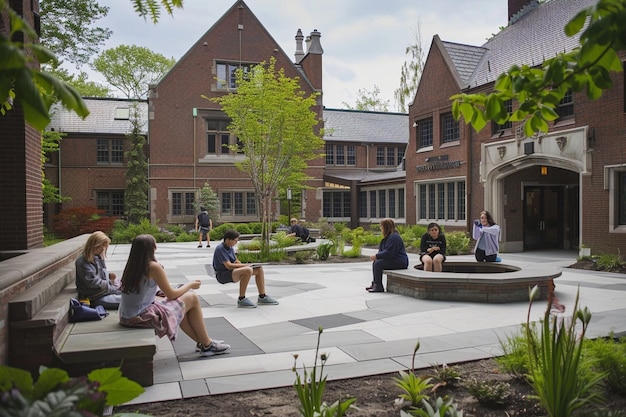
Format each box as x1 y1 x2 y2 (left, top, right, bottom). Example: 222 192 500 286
442 0 596 90
47 98 148 135
322 108 408 145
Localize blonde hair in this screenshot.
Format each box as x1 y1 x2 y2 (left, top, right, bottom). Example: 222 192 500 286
380 218 397 238
82 231 111 264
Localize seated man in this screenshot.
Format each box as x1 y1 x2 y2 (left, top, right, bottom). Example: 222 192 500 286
212 229 279 308
287 218 313 242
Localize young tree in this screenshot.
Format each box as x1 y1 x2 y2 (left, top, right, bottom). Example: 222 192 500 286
124 103 149 224
342 84 390 112
394 22 425 113
451 0 626 137
195 183 220 223
211 57 324 252
92 45 176 99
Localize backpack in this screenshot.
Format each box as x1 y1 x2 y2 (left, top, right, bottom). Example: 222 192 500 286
198 212 210 227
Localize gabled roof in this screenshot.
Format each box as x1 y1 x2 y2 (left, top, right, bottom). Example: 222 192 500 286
48 98 148 135
322 108 408 145
443 0 596 90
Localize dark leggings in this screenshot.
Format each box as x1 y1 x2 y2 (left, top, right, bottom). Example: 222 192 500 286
475 248 497 262
372 258 408 289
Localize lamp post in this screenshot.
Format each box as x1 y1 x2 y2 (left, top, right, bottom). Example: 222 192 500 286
287 188 292 221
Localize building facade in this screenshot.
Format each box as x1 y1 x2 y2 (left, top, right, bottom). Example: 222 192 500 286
406 0 626 255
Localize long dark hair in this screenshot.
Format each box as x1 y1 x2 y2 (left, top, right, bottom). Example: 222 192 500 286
481 210 496 226
120 234 157 294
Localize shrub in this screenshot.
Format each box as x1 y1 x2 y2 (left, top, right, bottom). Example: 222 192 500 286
430 363 461 388
235 223 252 234
110 218 173 243
316 241 333 260
585 335 626 395
210 223 237 241
445 231 471 255
0 365 148 417
294 250 314 264
465 378 511 407
597 250 625 272
52 207 117 238
496 326 534 379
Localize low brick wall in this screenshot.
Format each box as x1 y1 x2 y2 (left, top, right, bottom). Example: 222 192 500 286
385 262 561 303
0 235 88 366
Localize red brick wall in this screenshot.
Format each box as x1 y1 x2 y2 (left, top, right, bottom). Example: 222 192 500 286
148 2 324 226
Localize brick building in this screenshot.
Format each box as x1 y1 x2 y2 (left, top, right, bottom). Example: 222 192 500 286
406 0 626 255
46 0 408 230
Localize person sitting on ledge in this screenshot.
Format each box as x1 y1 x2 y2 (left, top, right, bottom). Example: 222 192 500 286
367 218 408 292
419 222 447 272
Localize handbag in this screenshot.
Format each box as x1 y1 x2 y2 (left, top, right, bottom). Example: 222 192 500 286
69 298 109 323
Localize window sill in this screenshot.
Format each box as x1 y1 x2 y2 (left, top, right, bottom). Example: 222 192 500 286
417 146 433 153
440 141 460 149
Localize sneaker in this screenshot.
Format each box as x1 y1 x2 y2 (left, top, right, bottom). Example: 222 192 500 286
207 244 211 248
257 295 279 305
197 245 202 248
199 340 231 357
237 297 257 308
196 340 224 352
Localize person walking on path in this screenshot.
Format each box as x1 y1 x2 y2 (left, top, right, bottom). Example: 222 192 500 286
75 231 122 309
473 210 501 262
367 218 408 293
119 234 230 357
419 222 447 272
195 207 212 248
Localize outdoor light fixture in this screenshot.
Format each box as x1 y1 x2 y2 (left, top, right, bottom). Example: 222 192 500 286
541 166 548 176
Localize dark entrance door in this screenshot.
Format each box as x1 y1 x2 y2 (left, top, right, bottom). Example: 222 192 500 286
524 186 564 250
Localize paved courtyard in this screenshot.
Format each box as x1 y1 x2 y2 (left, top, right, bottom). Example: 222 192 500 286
103 242 626 405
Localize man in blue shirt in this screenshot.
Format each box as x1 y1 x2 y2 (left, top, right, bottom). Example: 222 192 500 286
212 229 279 308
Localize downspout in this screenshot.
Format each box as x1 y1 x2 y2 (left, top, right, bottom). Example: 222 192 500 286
466 119 473 232
193 107 197 191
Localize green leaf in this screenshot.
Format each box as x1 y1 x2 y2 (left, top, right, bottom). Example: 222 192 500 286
88 367 145 406
564 9 588 36
0 365 34 395
33 368 70 400
485 94 503 120
470 109 487 132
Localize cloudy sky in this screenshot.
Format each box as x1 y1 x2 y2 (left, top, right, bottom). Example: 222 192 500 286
92 0 508 111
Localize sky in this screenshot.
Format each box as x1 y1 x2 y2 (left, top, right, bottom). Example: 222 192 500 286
88 0 508 112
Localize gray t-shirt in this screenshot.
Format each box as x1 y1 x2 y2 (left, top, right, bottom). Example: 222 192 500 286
119 276 158 318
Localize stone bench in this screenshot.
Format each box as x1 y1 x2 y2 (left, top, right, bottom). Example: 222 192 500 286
8 266 157 386
385 261 561 303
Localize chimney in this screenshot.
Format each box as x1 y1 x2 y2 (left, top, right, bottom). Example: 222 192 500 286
307 29 323 54
508 0 533 23
294 28 305 63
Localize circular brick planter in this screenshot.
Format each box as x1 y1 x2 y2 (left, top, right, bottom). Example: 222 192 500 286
385 261 561 303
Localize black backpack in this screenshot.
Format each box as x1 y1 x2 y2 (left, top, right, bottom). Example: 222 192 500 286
198 212 210 227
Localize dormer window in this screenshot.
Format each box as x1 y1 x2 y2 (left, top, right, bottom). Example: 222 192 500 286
114 107 130 120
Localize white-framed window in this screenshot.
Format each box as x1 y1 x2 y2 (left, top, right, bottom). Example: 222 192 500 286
416 179 466 223
606 164 626 232
322 190 351 218
358 187 405 220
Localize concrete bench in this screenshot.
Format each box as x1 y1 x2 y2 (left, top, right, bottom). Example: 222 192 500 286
385 261 561 303
8 267 157 386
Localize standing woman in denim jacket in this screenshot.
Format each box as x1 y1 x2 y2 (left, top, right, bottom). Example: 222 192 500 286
367 218 409 293
473 210 501 262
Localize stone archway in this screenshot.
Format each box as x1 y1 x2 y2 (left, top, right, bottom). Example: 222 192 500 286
481 126 590 252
